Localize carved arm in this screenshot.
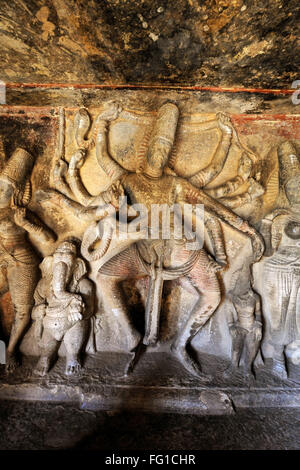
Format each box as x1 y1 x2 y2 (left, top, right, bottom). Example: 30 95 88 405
14 208 56 244
189 113 233 188
96 120 127 182
52 260 84 322
177 179 264 261
204 214 227 267
259 210 289 257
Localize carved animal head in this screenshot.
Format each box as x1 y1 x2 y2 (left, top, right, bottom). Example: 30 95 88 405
53 240 77 268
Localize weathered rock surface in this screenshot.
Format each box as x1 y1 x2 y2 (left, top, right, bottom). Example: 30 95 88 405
0 0 299 88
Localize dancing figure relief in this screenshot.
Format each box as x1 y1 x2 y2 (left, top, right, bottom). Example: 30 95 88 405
40 101 264 380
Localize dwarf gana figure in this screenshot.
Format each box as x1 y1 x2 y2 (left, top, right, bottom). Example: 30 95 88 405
260 141 300 379
224 254 262 379
0 148 55 371
32 240 94 376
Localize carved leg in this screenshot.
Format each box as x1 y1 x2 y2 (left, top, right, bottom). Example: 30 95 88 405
223 323 247 378
36 189 86 218
97 274 142 351
6 264 38 372
97 247 146 356
34 329 60 376
261 276 289 379
0 268 9 338
243 322 262 376
171 251 221 380
64 320 89 375
262 342 287 380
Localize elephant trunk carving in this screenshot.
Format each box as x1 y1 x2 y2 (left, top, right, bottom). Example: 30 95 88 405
81 219 114 262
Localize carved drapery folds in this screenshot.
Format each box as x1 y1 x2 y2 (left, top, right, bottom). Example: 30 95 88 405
0 102 299 385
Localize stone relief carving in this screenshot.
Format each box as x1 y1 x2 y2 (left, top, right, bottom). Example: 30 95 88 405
259 141 300 379
36 102 264 380
31 240 94 376
0 102 299 388
0 147 56 371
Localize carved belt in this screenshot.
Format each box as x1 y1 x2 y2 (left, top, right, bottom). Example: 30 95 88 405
138 249 201 346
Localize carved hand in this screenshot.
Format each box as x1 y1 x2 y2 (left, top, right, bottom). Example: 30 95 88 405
237 153 253 181
97 101 122 122
207 255 225 273
253 320 262 341
68 310 83 322
244 222 265 262
53 159 68 182
102 181 125 208
217 112 233 135
248 178 265 200
67 295 84 322
14 207 27 226
69 149 86 170
215 253 228 269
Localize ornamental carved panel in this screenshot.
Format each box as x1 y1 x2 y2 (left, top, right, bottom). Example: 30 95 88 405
0 99 299 411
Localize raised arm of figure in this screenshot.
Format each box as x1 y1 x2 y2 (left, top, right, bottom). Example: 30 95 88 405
260 210 289 256
188 113 233 189
67 149 95 206
14 207 56 244
95 120 127 182
204 213 227 267
52 159 74 200
176 178 264 262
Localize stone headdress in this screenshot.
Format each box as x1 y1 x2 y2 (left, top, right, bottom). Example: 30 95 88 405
143 103 179 177
148 102 179 147
0 148 34 206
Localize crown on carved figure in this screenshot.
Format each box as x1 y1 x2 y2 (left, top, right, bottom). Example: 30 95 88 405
149 102 179 146
0 148 35 188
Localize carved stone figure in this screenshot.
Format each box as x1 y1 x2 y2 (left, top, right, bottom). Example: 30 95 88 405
32 240 94 376
43 102 264 381
173 117 264 210
260 141 300 379
224 252 262 379
0 147 55 371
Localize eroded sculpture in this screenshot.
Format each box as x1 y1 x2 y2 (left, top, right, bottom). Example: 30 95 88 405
39 102 264 381
32 240 94 376
1 100 299 388
260 141 300 378
0 147 55 371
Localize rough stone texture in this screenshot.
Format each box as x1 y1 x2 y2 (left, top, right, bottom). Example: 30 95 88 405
1 351 300 416
0 0 299 88
0 399 300 449
4 87 300 115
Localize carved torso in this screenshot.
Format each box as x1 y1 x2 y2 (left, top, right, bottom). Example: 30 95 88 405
0 215 38 266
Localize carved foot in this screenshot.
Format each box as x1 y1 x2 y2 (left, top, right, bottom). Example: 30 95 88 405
171 345 212 382
243 370 256 387
5 352 19 373
65 358 82 376
34 356 51 376
223 364 238 379
268 359 288 380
